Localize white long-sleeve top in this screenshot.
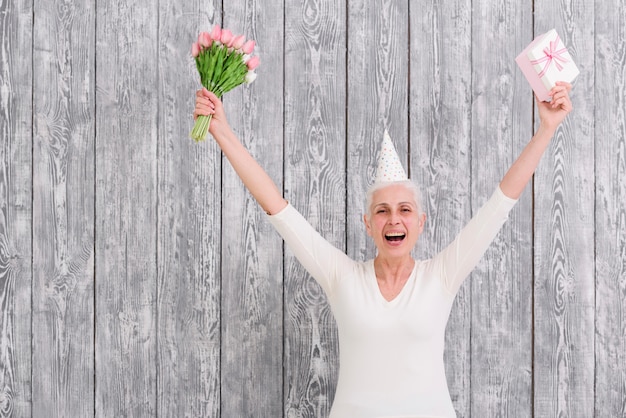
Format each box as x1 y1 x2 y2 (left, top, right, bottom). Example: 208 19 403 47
268 186 517 418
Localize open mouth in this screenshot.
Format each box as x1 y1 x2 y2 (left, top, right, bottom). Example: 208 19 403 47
385 232 406 242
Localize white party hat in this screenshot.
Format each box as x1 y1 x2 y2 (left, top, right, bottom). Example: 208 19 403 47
374 130 408 183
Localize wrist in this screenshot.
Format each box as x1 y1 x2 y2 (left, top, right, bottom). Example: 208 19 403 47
535 123 556 140
210 124 234 142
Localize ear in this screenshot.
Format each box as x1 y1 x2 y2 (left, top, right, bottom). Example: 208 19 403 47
363 214 372 236
418 213 426 233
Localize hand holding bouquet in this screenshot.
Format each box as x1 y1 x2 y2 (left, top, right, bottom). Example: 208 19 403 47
190 25 260 142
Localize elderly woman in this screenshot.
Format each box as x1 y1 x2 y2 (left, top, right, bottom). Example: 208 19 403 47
193 82 572 418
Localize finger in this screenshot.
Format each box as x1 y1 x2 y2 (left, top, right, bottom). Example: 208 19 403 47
193 109 214 120
193 103 215 119
550 93 568 105
555 81 572 92
551 90 569 103
556 100 572 112
549 90 570 108
549 84 568 96
552 96 572 111
195 87 212 99
550 97 565 108
196 96 214 109
205 90 222 104
197 102 214 113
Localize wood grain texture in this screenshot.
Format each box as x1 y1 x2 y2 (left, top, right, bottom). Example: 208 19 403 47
533 3 596 416
284 0 346 415
409 1 473 415
95 0 157 415
3 1 626 417
156 1 222 417
469 2 534 417
219 1 285 416
346 0 409 261
594 0 626 416
0 0 33 415
31 0 96 415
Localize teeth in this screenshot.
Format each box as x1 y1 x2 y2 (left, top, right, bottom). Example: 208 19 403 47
385 232 405 237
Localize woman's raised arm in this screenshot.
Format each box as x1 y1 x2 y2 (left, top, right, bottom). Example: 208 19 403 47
194 88 288 215
499 82 573 199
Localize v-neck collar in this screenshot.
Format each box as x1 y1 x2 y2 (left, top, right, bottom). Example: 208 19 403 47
368 259 417 306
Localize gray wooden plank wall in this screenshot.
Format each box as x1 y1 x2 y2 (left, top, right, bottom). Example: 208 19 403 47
0 0 625 417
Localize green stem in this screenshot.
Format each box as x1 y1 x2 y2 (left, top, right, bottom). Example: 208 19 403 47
190 114 213 142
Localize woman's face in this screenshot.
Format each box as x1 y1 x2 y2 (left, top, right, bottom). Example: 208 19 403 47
363 184 426 257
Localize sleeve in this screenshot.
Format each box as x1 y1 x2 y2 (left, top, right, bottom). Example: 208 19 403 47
434 186 518 295
267 203 356 297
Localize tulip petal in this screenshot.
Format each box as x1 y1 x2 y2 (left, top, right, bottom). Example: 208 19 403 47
210 25 222 41
246 55 260 70
191 42 200 57
242 40 255 55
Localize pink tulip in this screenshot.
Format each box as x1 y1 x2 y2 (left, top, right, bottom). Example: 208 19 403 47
198 32 212 48
210 25 222 42
191 42 200 57
242 40 255 55
246 55 260 70
220 29 233 47
232 35 245 50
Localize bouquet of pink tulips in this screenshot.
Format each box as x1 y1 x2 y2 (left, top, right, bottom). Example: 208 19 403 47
190 25 260 142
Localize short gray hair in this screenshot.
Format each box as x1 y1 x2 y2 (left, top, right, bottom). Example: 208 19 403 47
365 180 424 218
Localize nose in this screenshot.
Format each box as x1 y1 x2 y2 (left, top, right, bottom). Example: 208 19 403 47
387 211 401 225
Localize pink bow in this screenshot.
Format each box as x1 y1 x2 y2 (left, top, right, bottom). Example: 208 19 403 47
530 35 569 78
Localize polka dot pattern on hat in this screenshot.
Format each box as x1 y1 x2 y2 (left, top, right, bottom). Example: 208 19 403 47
374 130 408 184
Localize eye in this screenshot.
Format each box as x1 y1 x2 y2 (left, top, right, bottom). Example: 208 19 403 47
401 207 412 212
376 209 387 214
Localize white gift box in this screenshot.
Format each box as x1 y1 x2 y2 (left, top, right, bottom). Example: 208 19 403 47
516 29 580 101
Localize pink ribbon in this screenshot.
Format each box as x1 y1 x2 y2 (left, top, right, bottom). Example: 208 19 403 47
530 35 569 78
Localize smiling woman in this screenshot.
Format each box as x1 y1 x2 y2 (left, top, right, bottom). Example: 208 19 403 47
364 183 426 262
192 81 573 418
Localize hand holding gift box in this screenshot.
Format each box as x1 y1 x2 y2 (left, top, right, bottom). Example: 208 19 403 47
516 29 579 102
